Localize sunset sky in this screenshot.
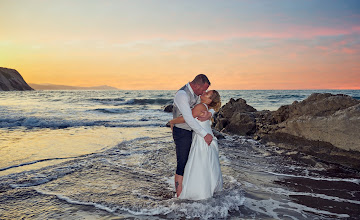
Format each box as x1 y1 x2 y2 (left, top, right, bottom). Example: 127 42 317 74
1 0 359 90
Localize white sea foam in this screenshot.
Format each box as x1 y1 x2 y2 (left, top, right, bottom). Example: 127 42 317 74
35 189 117 213
265 171 360 184
34 188 245 219
219 154 231 165
0 113 168 129
265 186 360 205
163 176 175 191
167 189 245 219
244 197 350 219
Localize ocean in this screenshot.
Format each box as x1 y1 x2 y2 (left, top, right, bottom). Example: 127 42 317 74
1 90 360 219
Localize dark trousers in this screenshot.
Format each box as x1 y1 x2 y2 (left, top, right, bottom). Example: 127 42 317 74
172 126 193 176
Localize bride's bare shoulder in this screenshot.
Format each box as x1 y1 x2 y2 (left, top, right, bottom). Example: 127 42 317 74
191 103 207 117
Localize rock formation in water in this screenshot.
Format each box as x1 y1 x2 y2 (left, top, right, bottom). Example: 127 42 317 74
0 67 33 91
213 93 360 169
164 104 173 113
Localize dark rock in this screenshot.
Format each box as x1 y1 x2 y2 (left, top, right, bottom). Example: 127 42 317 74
212 129 225 139
213 93 360 170
218 98 257 119
0 67 33 91
225 112 256 136
276 98 360 152
164 104 173 112
213 98 257 135
213 118 229 131
273 93 359 123
261 132 360 170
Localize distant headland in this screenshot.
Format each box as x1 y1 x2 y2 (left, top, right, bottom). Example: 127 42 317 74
0 67 118 91
0 67 33 91
29 83 119 90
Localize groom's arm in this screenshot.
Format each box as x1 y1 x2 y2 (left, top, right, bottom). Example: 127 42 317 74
174 91 208 138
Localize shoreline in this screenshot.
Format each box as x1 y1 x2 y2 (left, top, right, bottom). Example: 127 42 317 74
2 133 359 219
260 132 360 171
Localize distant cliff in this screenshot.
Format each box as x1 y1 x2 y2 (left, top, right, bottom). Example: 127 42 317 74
29 83 119 90
0 67 33 91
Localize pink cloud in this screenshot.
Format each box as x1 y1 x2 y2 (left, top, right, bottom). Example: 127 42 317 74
341 48 357 54
104 23 360 44
315 46 330 51
352 26 360 32
236 25 360 40
148 25 360 43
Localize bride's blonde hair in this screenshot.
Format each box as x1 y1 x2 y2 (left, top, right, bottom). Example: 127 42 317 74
208 90 221 112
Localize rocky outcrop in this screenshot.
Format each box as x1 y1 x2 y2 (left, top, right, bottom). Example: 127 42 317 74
164 104 173 113
213 93 360 169
0 67 33 91
214 98 257 136
272 93 359 123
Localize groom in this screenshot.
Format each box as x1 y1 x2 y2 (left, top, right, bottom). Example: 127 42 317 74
172 74 214 197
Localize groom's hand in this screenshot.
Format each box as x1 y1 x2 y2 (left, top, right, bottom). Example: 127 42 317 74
204 134 213 145
197 111 212 122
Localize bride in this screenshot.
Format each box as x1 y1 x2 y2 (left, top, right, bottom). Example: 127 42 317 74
169 90 223 200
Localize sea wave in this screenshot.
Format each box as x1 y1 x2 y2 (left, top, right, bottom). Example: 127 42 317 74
267 94 306 100
124 98 173 105
88 98 125 102
88 97 173 106
0 117 165 129
0 157 78 173
0 117 104 129
92 108 131 114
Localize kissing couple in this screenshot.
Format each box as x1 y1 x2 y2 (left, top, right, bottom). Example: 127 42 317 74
169 74 223 200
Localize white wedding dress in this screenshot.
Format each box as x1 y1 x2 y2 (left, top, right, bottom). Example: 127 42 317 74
179 105 223 200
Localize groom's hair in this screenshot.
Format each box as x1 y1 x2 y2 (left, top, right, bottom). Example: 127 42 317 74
192 74 211 86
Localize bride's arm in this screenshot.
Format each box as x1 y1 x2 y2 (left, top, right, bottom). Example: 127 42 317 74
169 104 206 129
